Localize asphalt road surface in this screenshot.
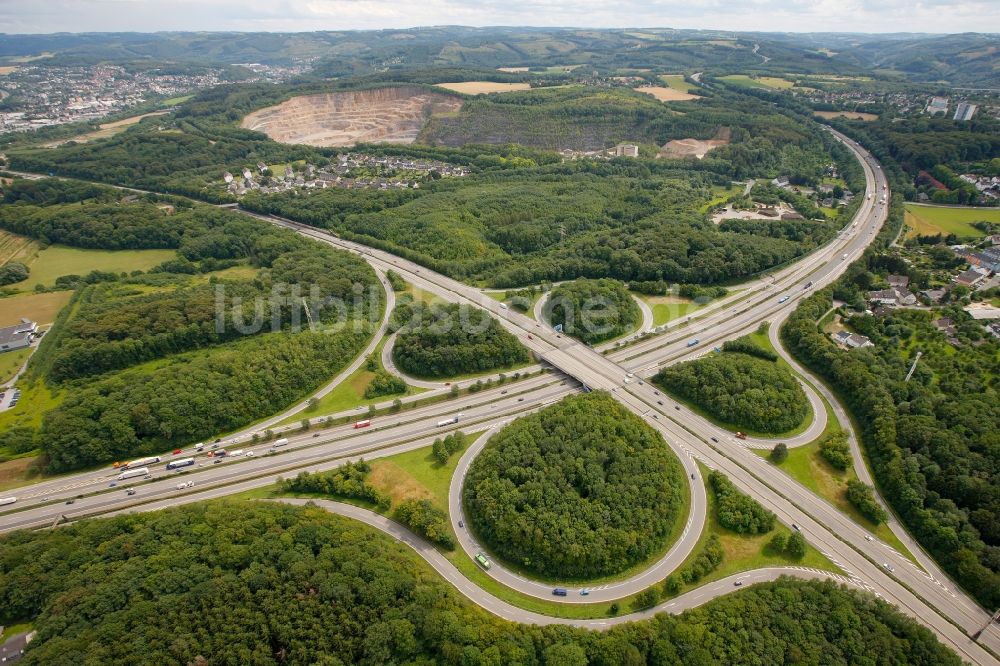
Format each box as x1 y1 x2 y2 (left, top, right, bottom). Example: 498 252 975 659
3 131 997 663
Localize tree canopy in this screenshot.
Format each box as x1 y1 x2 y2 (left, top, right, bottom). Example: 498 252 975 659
783 286 1000 608
0 502 962 665
463 392 685 578
654 352 809 434
0 179 382 472
391 298 529 378
546 278 641 345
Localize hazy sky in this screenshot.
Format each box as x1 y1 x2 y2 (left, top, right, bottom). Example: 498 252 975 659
1 0 997 34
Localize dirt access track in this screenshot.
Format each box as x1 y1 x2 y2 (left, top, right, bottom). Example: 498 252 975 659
241 86 463 147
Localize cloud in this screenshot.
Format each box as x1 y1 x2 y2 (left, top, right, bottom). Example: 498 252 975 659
0 0 997 33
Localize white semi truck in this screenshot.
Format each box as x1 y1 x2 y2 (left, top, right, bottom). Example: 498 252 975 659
117 467 149 481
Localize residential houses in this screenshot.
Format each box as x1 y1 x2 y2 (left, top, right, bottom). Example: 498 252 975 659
933 317 960 344
832 330 874 349
867 286 917 307
953 246 1000 273
958 174 1000 201
0 63 309 135
224 153 470 197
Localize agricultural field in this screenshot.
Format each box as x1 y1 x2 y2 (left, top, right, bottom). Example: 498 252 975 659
17 245 177 292
903 203 1000 240
0 290 73 327
660 74 699 93
44 110 171 147
435 82 531 94
636 85 699 102
0 229 177 293
719 75 794 90
0 229 38 266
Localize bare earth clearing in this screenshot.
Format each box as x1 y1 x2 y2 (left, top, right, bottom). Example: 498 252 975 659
658 128 730 159
496 67 529 73
435 82 532 94
814 111 878 121
711 202 799 224
241 87 463 147
636 85 699 102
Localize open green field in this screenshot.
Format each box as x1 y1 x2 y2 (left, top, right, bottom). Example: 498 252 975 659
719 75 794 90
699 183 743 214
19 245 176 291
637 294 707 327
660 74 698 93
0 230 178 293
0 290 73 326
904 203 1000 240
0 347 31 383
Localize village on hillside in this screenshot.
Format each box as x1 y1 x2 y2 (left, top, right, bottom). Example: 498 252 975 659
223 152 471 196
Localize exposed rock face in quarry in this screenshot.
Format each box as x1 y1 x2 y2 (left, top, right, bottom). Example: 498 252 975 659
241 87 463 147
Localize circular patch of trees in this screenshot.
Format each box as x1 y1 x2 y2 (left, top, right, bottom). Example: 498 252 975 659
463 392 685 579
654 352 809 434
545 278 641 344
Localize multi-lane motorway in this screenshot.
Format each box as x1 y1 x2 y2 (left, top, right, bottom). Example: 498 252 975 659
1 129 997 664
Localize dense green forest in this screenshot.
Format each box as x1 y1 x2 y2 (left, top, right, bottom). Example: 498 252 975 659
390 297 529 378
249 165 834 287
463 393 685 578
709 472 776 535
0 502 962 665
826 114 1000 203
654 351 809 434
0 179 382 471
42 329 371 471
6 76 847 288
546 278 641 344
783 285 1000 609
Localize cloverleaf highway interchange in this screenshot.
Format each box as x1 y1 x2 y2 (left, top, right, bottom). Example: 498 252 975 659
2 127 999 664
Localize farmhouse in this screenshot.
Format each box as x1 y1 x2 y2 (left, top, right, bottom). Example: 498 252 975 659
0 320 37 353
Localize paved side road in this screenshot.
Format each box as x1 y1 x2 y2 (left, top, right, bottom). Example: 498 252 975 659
275 497 854 628
0 631 32 663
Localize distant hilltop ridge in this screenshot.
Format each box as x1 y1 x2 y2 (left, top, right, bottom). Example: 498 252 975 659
1 29 996 86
